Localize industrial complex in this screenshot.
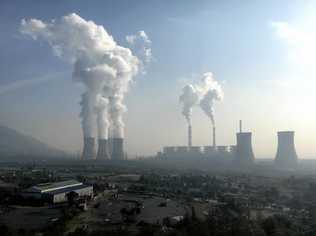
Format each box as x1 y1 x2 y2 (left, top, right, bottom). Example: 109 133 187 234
158 120 299 168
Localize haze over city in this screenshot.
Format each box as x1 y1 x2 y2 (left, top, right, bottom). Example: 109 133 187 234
4 2 316 236
1 0 316 159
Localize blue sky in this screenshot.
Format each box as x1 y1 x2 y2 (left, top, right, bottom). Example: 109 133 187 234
0 0 315 158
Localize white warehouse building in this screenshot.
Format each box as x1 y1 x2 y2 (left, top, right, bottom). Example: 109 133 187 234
23 180 93 204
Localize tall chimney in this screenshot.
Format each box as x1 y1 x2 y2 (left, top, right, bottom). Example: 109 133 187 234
275 131 298 168
96 139 110 160
82 137 96 160
212 126 216 148
239 120 242 133
188 125 192 147
234 132 255 166
111 138 124 160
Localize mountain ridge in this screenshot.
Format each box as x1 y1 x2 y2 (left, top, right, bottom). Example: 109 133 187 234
0 125 67 160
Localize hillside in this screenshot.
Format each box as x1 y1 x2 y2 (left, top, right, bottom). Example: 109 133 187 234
0 126 66 160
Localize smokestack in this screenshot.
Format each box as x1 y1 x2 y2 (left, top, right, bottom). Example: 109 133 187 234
96 139 110 160
82 137 96 160
239 120 242 133
213 126 216 148
275 131 298 168
188 125 192 147
234 132 255 166
111 138 124 160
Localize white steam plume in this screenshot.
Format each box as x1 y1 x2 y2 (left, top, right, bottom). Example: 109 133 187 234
198 72 223 126
179 85 199 125
126 30 152 66
179 72 223 126
20 13 149 139
96 94 109 139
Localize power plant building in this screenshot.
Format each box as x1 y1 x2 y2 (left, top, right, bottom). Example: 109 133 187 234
160 145 234 160
234 132 255 166
275 131 298 168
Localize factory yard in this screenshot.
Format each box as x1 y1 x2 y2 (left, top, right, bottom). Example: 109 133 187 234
0 205 62 231
67 193 186 233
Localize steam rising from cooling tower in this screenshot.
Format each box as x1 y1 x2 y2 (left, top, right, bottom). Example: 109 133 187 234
20 13 151 159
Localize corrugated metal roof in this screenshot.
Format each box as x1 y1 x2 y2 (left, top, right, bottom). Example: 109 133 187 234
45 184 93 195
27 180 82 193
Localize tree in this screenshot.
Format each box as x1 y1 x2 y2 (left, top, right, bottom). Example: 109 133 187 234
66 191 79 206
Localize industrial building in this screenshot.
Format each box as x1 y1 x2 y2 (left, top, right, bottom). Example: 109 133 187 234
233 132 255 166
22 180 93 204
160 121 238 161
160 145 236 160
159 120 301 170
275 131 298 168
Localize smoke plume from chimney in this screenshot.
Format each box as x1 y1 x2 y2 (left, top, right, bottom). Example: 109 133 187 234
179 84 199 125
179 72 223 126
198 72 223 127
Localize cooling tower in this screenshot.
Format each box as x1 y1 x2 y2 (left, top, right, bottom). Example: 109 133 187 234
275 131 298 168
82 137 96 160
188 125 192 148
96 139 110 160
234 132 255 165
111 138 124 160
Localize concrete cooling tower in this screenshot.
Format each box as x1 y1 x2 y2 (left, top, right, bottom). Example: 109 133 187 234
82 137 96 160
111 138 124 160
96 139 110 160
275 131 298 168
234 132 255 165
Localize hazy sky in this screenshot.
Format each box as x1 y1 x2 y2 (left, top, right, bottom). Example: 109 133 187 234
1 0 316 158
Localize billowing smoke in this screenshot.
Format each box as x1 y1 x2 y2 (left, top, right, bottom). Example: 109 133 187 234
96 94 109 139
20 13 150 139
198 73 224 126
179 85 199 125
126 30 152 64
179 72 223 126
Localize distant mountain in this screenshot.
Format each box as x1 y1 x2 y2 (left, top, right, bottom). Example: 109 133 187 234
0 126 66 160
